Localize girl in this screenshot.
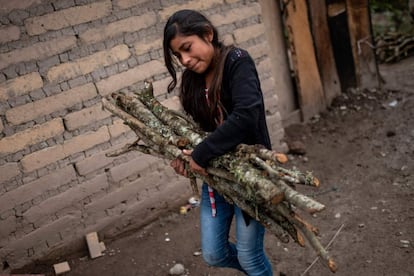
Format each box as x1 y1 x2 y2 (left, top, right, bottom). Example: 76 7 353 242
163 9 274 275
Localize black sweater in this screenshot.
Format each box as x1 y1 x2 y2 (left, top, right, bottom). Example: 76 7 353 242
192 48 272 168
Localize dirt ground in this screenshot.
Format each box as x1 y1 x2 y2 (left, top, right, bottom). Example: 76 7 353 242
14 57 414 276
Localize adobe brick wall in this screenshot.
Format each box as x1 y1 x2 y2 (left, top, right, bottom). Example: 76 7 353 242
0 0 287 270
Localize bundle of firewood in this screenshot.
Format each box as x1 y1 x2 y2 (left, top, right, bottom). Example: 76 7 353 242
102 82 337 273
375 32 414 63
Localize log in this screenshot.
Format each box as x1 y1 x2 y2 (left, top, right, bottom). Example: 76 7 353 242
102 82 337 273
375 32 414 63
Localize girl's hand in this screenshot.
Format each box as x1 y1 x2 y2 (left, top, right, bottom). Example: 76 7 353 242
170 157 187 177
170 149 208 177
183 149 208 176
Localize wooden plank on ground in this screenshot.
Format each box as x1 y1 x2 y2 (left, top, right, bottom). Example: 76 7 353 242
284 0 325 121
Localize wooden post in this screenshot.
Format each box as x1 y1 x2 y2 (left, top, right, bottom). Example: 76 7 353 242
345 0 380 88
284 0 325 121
308 0 342 106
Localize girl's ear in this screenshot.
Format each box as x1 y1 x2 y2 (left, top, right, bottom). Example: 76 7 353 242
204 26 214 43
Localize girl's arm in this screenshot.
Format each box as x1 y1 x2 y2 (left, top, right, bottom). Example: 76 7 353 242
192 52 268 168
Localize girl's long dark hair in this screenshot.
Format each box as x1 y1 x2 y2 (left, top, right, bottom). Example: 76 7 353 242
163 9 233 131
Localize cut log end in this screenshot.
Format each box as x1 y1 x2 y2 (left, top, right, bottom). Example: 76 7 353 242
275 153 288 164
296 230 306 247
328 258 337 273
313 177 320 187
270 192 285 205
308 205 326 214
177 137 190 148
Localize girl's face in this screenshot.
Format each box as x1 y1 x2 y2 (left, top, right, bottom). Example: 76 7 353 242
170 33 214 74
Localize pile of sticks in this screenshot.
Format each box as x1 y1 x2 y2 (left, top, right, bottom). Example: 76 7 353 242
102 82 337 273
375 32 414 63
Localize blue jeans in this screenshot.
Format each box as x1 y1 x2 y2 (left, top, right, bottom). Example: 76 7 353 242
200 183 273 275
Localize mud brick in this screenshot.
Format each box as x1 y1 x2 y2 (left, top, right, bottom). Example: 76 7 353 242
37 56 60 72
85 232 103 259
53 261 70 274
7 274 45 276
0 72 43 101
100 241 106 252
0 25 20 44
0 36 76 70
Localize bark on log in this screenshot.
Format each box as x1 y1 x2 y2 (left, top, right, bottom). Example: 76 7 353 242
375 32 414 63
102 82 337 273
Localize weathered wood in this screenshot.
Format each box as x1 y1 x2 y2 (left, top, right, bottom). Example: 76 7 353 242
284 0 326 121
207 173 292 243
345 0 380 88
102 82 337 273
134 82 205 147
375 32 414 63
134 83 286 204
237 144 320 187
275 203 337 273
308 0 342 106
